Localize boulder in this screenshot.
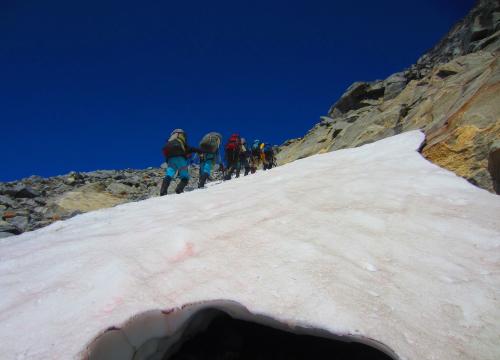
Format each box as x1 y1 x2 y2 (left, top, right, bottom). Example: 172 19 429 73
65 171 84 186
0 195 16 208
121 175 142 187
2 211 17 219
20 199 38 207
7 185 41 198
0 220 19 234
34 198 47 206
329 81 386 114
8 216 29 232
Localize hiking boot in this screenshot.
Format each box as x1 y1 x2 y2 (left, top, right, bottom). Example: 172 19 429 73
198 174 209 188
160 176 172 196
175 178 189 194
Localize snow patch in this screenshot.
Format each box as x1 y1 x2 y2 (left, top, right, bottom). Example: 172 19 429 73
0 131 499 360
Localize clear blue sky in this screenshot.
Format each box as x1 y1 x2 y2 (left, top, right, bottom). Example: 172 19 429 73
1 0 474 181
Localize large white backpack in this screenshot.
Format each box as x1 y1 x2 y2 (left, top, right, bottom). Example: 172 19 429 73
199 132 222 153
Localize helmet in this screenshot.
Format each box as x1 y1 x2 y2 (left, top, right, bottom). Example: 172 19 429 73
171 128 185 136
241 137 246 144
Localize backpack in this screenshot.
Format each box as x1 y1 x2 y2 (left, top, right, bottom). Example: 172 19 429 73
225 133 241 152
263 143 272 153
199 132 222 153
162 132 186 158
252 140 261 156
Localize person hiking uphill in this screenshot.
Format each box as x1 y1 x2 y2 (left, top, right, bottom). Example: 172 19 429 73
224 133 242 180
160 129 201 196
198 132 223 188
263 143 276 170
250 139 262 173
239 138 252 176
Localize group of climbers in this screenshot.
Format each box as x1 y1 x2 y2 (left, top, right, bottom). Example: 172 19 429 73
160 129 276 196
226 136 277 178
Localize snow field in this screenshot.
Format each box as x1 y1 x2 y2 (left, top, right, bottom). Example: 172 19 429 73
0 131 499 359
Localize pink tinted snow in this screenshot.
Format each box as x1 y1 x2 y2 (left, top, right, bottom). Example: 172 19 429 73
0 131 499 360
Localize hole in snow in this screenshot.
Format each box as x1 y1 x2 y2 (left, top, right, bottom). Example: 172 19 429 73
167 310 393 360
85 300 397 360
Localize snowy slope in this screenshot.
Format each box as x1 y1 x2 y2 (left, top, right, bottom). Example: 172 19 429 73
1 131 499 360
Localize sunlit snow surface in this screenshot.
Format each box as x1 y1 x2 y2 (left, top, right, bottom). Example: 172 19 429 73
1 131 499 359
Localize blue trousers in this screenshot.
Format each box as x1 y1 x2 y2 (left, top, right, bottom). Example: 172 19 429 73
200 153 217 177
166 156 190 180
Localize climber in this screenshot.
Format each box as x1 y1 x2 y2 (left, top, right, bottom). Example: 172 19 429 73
250 139 262 173
259 141 267 169
160 129 201 196
224 133 242 180
198 132 223 188
263 143 276 170
239 138 252 176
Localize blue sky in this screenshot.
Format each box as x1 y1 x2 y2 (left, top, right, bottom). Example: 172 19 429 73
1 0 474 181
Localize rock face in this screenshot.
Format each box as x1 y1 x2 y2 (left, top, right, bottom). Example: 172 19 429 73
277 0 500 194
0 166 224 236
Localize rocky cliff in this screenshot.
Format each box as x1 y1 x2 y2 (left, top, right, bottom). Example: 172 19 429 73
277 0 500 194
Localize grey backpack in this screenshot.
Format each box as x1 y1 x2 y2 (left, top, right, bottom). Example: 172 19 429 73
199 132 222 153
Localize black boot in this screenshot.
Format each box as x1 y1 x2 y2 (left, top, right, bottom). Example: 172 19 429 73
160 176 171 196
198 173 209 188
175 178 189 194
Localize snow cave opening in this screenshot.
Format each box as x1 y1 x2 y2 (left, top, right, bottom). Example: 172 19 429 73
86 301 396 360
165 309 394 360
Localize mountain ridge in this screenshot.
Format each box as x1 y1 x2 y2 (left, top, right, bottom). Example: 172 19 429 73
277 0 500 194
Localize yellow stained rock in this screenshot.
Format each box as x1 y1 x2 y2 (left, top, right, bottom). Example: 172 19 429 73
55 183 126 213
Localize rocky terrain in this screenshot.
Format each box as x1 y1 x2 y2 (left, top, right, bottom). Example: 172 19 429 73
277 0 500 194
0 166 223 237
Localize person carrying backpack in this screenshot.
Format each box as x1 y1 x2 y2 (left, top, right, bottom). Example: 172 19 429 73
250 139 262 173
198 132 223 188
224 133 242 180
263 143 275 170
239 138 252 176
160 129 201 196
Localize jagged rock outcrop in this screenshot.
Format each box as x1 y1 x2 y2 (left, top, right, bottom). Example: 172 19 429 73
277 0 500 194
0 166 222 236
410 0 500 78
